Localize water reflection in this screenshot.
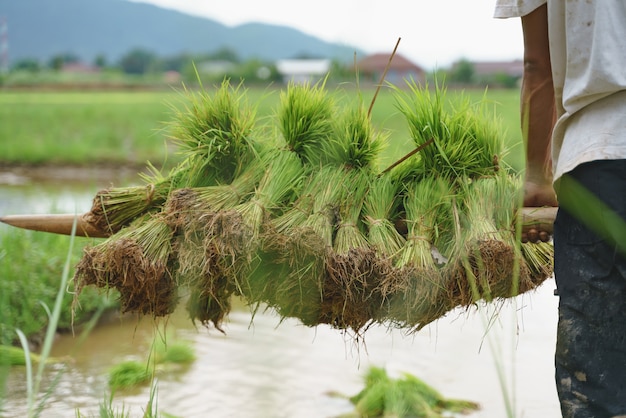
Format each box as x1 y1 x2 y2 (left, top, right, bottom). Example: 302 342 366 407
0 166 143 217
3 288 562 418
0 168 562 418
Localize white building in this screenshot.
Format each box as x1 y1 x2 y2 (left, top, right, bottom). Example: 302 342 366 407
275 59 331 84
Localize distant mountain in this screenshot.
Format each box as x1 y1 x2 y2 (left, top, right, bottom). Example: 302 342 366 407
0 0 362 66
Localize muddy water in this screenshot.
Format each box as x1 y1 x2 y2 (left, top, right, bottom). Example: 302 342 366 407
0 168 563 418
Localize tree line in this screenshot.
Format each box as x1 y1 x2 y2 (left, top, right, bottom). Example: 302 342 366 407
5 48 519 88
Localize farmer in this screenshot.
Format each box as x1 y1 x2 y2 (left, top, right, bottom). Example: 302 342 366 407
495 1 626 417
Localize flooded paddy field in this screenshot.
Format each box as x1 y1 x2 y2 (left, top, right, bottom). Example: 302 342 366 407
0 167 561 418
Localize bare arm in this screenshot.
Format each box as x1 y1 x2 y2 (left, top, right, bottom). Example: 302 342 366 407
520 4 558 207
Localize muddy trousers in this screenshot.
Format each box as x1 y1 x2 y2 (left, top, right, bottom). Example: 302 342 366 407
553 160 626 418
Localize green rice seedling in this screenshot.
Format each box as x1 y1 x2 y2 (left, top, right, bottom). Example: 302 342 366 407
363 173 406 261
151 337 195 365
322 168 392 332
349 366 480 418
449 176 526 306
278 80 336 166
167 160 267 329
74 214 178 317
244 231 326 327
386 176 454 330
0 345 57 366
86 79 263 235
324 104 385 171
492 173 552 292
393 81 504 182
167 157 265 228
181 150 304 330
268 171 319 235
333 169 371 256
234 149 305 240
520 240 554 287
298 167 346 247
108 360 151 391
493 174 554 290
243 167 345 326
92 391 132 418
85 164 186 235
168 79 258 187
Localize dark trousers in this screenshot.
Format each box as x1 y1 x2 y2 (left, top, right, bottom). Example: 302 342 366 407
553 159 626 418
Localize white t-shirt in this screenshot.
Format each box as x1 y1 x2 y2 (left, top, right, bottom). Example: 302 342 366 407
494 0 626 182
493 0 545 19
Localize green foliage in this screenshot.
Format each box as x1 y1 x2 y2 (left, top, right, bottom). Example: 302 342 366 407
108 361 152 391
278 80 336 166
449 58 475 84
0 229 118 346
107 335 195 392
349 366 480 417
118 48 159 75
0 345 44 366
152 338 195 365
393 81 506 181
326 104 385 170
168 79 259 186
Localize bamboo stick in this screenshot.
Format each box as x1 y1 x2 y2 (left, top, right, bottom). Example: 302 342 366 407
1 207 559 239
0 214 110 238
520 206 557 232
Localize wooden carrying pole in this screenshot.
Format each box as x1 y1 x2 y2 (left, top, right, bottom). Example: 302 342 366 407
0 207 558 239
0 213 110 238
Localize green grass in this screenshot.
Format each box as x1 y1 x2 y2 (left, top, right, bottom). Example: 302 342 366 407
0 86 524 172
0 229 118 346
0 91 176 166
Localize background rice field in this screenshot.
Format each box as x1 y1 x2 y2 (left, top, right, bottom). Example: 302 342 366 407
0 86 524 173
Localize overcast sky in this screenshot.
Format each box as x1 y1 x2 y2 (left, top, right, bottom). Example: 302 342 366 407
130 0 525 70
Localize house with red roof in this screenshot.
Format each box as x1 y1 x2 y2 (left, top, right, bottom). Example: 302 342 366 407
355 53 426 85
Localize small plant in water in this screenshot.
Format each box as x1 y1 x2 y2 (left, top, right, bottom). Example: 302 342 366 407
344 366 480 418
108 361 152 391
106 333 196 393
152 338 195 365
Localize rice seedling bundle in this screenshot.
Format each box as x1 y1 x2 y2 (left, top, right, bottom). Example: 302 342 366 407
492 174 554 288
242 166 342 326
229 150 308 307
171 148 306 328
394 81 502 181
72 79 553 336
363 173 406 261
278 80 335 166
168 159 266 285
348 366 480 417
168 79 258 187
383 176 455 330
447 175 534 306
84 79 258 235
322 168 385 331
244 168 340 325
84 164 185 235
74 214 177 317
324 104 385 169
234 149 305 240
170 155 275 330
162 169 258 234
